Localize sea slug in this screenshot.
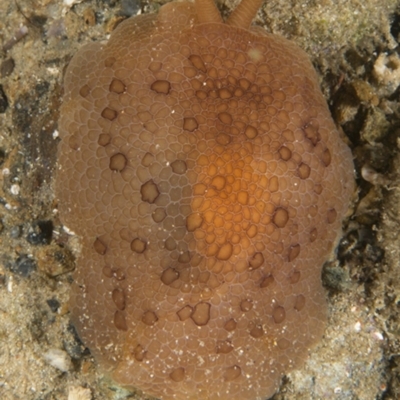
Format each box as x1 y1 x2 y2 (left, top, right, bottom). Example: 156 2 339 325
56 0 354 398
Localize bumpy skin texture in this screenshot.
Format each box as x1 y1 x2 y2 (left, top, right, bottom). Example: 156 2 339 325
56 2 354 399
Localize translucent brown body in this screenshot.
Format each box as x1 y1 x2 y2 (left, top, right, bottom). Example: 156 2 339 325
56 1 354 399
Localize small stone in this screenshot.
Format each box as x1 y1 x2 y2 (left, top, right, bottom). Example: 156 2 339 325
1 58 15 78
46 298 61 312
43 348 72 372
9 225 22 238
83 8 96 26
26 220 53 245
36 244 75 277
64 324 86 360
68 386 92 400
0 85 8 113
12 255 36 277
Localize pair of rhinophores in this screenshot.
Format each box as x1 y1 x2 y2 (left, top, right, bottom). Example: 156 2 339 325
56 0 354 398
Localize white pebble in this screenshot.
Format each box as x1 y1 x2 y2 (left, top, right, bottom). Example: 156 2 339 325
43 348 72 372
354 321 361 332
10 184 20 195
372 331 384 341
68 386 92 400
63 0 83 6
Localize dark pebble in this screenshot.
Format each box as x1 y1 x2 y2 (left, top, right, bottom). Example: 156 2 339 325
0 85 8 113
0 148 5 166
64 323 87 360
46 297 61 312
12 255 37 277
119 0 141 17
9 225 22 238
1 58 15 77
27 220 53 245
